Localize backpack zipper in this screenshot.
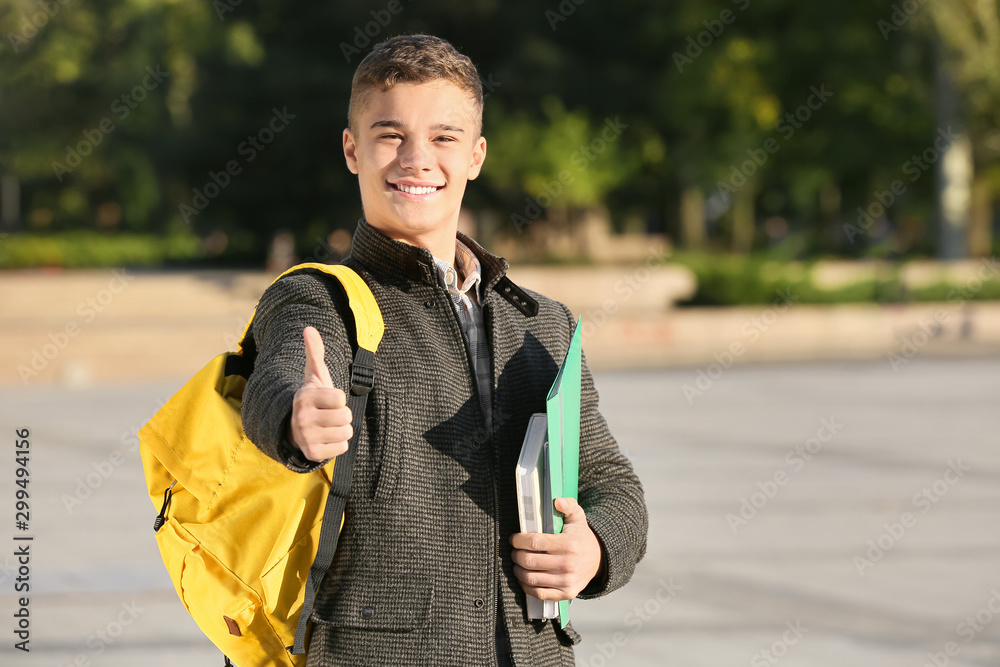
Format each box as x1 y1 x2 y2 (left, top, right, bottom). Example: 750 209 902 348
153 480 177 532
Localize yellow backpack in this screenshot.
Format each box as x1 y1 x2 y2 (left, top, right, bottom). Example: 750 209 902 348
139 263 383 667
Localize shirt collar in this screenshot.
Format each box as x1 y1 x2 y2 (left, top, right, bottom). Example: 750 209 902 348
432 239 483 301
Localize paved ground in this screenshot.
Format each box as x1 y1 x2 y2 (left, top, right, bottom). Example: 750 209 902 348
1 357 999 666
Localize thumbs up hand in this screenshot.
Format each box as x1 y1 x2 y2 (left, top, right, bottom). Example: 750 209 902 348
288 326 353 462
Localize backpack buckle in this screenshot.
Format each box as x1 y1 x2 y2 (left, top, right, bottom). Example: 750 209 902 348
349 347 375 396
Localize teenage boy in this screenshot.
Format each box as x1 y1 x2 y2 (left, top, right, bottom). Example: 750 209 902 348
241 33 647 667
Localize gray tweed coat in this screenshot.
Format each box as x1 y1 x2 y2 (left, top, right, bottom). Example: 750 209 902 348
241 218 648 666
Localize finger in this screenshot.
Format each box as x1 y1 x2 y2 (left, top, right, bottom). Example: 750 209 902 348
298 439 350 462
518 583 564 601
301 387 349 411
555 497 587 525
303 326 334 388
305 423 354 445
510 532 555 553
526 585 573 602
513 564 570 595
511 548 565 574
526 587 566 601
307 407 353 429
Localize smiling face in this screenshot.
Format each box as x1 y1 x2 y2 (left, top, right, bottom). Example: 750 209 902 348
343 80 487 263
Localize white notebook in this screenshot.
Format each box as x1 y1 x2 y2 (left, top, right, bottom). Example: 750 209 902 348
515 413 558 620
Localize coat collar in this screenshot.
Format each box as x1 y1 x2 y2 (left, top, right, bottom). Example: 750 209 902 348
348 217 538 317
349 216 509 294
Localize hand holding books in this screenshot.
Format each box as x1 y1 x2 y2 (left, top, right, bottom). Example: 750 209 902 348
509 496 603 604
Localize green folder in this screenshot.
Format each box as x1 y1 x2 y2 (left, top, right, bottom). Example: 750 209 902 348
546 317 583 628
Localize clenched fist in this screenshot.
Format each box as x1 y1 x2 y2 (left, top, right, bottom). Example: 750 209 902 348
288 326 353 462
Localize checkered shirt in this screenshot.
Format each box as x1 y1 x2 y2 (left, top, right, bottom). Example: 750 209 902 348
432 239 493 433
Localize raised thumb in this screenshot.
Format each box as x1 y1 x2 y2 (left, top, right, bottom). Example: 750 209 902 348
302 326 334 388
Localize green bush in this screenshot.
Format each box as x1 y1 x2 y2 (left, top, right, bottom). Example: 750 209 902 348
0 231 203 269
672 253 1000 306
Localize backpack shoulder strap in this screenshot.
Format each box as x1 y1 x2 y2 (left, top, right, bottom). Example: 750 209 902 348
237 261 384 357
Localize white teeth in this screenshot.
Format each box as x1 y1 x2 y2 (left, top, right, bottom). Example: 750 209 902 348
396 184 440 195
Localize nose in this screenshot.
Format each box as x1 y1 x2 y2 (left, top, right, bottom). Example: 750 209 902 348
397 138 433 172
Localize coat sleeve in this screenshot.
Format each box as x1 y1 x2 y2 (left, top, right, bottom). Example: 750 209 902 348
558 304 649 599
240 272 355 473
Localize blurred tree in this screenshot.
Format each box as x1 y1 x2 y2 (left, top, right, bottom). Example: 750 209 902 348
654 0 937 256
921 0 1000 258
0 0 991 265
482 95 640 254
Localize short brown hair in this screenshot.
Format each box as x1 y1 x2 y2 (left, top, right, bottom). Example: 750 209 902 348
348 34 484 138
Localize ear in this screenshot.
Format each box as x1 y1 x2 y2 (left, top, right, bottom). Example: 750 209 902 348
466 135 487 181
343 128 359 175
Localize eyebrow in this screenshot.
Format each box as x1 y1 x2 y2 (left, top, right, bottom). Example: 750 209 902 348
369 120 465 133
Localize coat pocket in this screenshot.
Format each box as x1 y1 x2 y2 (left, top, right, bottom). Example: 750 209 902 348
312 574 433 632
364 388 401 504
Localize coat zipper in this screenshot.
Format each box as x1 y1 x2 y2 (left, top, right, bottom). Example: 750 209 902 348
483 300 506 667
436 285 504 667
